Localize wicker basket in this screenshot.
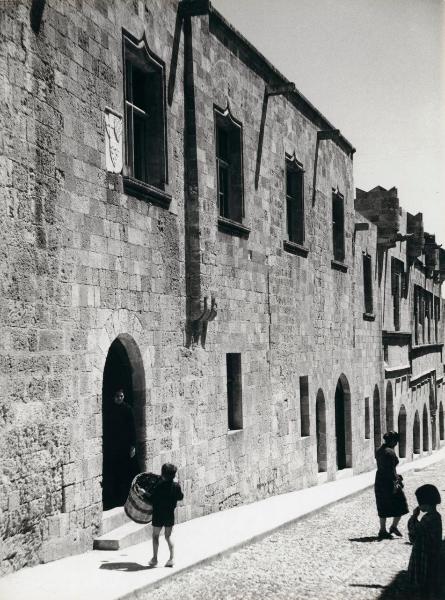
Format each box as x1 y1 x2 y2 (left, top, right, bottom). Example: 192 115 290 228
124 475 154 524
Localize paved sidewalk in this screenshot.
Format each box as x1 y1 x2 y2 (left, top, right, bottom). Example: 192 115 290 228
1 448 444 600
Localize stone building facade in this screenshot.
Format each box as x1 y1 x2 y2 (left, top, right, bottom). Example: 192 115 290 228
0 0 443 575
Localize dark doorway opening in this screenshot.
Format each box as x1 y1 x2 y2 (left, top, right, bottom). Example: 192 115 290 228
398 405 407 458
102 335 145 510
335 376 352 470
385 381 394 431
423 404 429 452
413 411 420 454
373 385 381 451
316 389 327 472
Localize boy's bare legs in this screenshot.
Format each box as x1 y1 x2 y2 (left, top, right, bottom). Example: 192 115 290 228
150 526 162 566
164 526 174 567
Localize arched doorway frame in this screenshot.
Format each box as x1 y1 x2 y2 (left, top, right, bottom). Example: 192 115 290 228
398 405 407 458
373 385 381 451
334 374 352 470
385 381 394 431
315 389 327 472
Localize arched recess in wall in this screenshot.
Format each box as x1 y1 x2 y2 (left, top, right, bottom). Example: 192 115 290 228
440 402 444 441
102 334 146 510
398 405 407 458
413 410 420 454
385 381 394 431
334 374 352 470
315 389 327 473
373 385 381 451
422 404 429 452
429 383 437 450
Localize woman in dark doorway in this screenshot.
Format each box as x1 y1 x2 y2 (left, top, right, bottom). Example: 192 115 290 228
103 388 140 509
374 430 409 539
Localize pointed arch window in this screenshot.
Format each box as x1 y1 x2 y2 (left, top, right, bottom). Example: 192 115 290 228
122 31 169 207
215 105 248 236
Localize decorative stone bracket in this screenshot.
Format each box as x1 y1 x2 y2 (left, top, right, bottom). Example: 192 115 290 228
191 296 217 348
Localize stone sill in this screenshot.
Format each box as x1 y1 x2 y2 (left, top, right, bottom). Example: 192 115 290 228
218 217 251 239
331 259 348 273
283 240 309 257
411 342 443 355
384 364 411 379
123 176 172 209
363 312 376 321
227 428 243 435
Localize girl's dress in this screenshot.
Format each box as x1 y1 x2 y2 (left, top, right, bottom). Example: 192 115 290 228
407 509 442 596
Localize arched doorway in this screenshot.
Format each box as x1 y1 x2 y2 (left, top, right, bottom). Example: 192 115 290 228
102 335 146 510
422 404 429 452
429 383 437 450
413 411 420 454
373 385 381 451
335 375 352 470
385 382 394 431
398 405 407 458
440 402 444 441
316 389 327 472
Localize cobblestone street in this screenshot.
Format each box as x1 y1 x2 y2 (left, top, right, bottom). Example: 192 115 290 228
143 459 445 600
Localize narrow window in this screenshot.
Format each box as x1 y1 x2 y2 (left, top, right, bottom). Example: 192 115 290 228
414 287 419 345
227 353 243 430
434 296 440 342
123 33 167 188
215 108 243 223
364 397 370 439
363 253 373 314
286 159 304 245
391 258 403 331
299 376 310 437
332 192 345 262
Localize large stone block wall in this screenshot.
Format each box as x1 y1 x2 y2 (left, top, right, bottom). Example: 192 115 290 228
0 0 443 577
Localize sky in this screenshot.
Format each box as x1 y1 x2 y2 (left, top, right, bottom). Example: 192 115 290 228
212 0 444 246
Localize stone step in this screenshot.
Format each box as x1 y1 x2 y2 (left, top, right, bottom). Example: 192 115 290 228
100 507 131 535
93 519 151 550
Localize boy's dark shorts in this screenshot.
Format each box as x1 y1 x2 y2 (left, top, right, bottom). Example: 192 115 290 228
152 517 174 528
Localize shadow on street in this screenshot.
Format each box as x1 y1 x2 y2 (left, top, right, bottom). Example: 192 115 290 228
99 561 149 572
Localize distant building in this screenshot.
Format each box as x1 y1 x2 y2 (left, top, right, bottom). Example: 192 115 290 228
0 0 443 575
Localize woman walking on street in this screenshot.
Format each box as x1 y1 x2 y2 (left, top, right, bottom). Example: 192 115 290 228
374 430 409 539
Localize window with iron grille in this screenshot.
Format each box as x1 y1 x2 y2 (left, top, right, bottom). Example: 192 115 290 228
286 159 304 245
332 192 345 262
123 32 167 189
227 353 243 430
363 253 373 315
215 108 243 223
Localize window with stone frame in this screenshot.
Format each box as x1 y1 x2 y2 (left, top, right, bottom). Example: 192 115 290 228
364 397 370 439
123 32 167 190
286 157 305 246
434 296 440 342
227 353 243 430
299 376 310 437
332 191 345 262
215 107 244 224
391 257 404 332
362 253 373 315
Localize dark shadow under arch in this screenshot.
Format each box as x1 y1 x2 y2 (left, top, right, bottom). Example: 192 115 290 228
102 334 146 510
335 374 352 470
373 385 381 451
398 405 407 458
413 410 420 454
423 404 429 452
316 389 327 472
440 402 444 441
385 381 394 431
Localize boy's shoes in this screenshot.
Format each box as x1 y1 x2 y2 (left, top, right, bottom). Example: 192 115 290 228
165 558 174 567
148 558 158 567
389 526 403 537
378 530 393 540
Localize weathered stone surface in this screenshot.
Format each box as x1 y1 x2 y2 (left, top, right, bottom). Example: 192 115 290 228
0 0 443 577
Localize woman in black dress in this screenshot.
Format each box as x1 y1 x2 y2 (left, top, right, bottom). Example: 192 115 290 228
374 431 409 539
